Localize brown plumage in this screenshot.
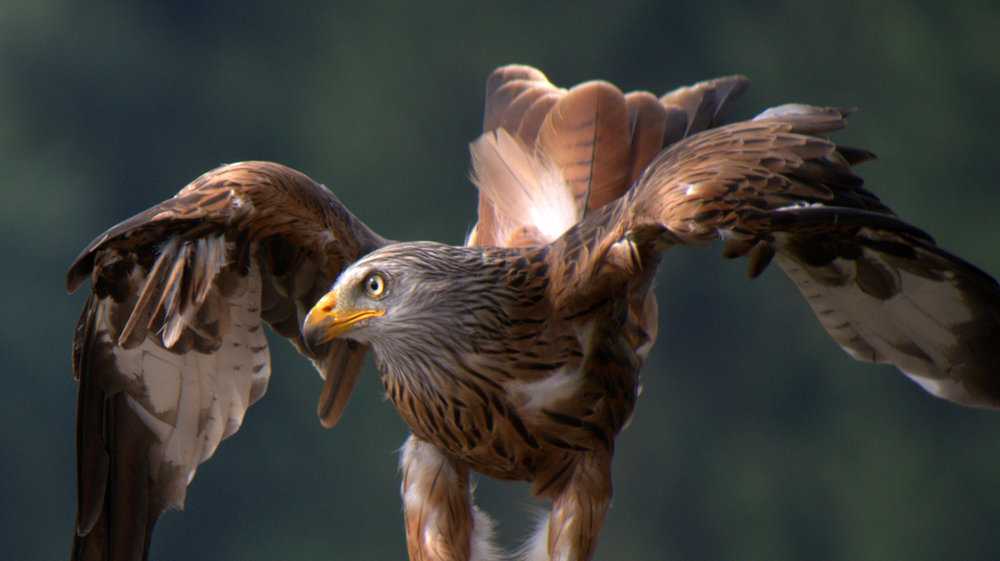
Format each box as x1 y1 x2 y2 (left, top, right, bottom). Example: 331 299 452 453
67 65 1000 561
66 163 386 561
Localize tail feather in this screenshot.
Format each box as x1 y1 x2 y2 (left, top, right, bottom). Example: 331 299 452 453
660 74 750 139
624 91 671 187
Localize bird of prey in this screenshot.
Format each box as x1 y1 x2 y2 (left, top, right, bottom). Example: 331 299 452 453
67 65 1000 561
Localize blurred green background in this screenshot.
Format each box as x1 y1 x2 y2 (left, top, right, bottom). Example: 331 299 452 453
3 1 1000 560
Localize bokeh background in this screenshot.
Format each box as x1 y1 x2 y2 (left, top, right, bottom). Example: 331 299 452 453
4 1 1000 560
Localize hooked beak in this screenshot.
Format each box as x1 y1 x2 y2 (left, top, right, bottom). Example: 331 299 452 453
302 290 384 353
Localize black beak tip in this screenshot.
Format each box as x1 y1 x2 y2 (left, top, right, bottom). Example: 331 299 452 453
302 333 319 356
301 320 325 356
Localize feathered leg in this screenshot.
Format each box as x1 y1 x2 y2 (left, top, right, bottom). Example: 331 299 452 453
523 452 613 561
400 435 500 561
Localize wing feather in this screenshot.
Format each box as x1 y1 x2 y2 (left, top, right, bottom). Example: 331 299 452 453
594 104 1000 408
68 161 387 560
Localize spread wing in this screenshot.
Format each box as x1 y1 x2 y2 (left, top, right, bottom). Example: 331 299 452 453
66 161 387 561
580 103 1000 408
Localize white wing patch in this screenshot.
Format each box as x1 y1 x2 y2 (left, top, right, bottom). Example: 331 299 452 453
101 262 270 508
775 246 985 406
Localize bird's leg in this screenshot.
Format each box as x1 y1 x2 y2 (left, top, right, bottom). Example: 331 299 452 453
524 452 613 561
400 435 499 561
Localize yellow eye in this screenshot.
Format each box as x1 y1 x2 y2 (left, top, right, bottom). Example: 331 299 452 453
362 273 386 298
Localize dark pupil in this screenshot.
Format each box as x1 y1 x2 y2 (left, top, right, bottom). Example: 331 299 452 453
368 276 380 292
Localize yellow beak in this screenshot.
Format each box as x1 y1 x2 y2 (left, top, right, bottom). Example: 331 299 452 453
302 291 384 352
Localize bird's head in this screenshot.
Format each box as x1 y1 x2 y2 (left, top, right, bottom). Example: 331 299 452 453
302 241 509 355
